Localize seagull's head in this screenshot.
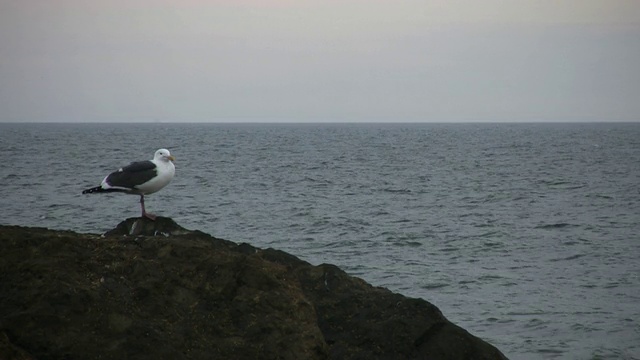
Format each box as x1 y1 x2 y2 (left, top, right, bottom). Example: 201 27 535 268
155 148 175 163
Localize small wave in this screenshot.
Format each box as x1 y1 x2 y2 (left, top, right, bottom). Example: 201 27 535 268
421 283 449 290
458 279 476 285
384 238 423 247
536 348 564 355
506 310 548 316
535 223 577 229
523 318 550 330
485 317 516 324
579 284 598 289
438 247 459 252
571 310 612 315
391 219 412 224
303 176 333 185
507 265 535 270
603 282 621 289
481 241 504 249
562 240 580 246
541 180 571 186
540 180 586 190
478 274 504 281
403 241 422 247
570 323 599 332
382 188 412 194
587 194 613 200
549 253 587 262
478 231 502 238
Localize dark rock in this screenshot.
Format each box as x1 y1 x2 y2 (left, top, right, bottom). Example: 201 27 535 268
0 221 508 360
0 331 35 360
104 216 203 237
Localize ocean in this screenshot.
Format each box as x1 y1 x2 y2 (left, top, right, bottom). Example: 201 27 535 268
1 122 639 359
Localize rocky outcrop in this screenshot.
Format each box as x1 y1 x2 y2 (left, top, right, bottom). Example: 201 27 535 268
0 219 508 360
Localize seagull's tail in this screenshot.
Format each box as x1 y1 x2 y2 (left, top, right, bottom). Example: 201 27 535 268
82 186 102 194
82 186 125 194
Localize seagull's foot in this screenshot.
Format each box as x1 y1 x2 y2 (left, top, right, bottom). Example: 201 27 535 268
142 212 157 221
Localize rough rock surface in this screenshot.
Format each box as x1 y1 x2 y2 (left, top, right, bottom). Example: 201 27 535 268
0 218 508 360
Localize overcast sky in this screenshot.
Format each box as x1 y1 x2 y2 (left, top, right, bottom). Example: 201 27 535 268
1 0 639 122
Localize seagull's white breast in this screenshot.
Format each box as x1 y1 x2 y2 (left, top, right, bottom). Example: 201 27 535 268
136 159 175 195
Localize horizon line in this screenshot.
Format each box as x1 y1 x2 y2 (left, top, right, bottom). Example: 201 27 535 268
1 120 639 125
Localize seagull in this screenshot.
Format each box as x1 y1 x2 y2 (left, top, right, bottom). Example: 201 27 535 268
82 148 176 220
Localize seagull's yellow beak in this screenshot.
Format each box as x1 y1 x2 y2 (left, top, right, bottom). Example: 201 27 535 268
168 155 176 162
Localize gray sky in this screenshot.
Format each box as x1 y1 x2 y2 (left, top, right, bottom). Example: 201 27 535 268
1 0 639 122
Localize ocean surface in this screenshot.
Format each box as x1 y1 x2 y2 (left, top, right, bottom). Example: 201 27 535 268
1 122 639 359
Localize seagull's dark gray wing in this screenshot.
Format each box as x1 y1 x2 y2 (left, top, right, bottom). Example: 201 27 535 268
104 160 157 190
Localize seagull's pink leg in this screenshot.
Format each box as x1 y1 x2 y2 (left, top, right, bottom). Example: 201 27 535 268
140 195 156 220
